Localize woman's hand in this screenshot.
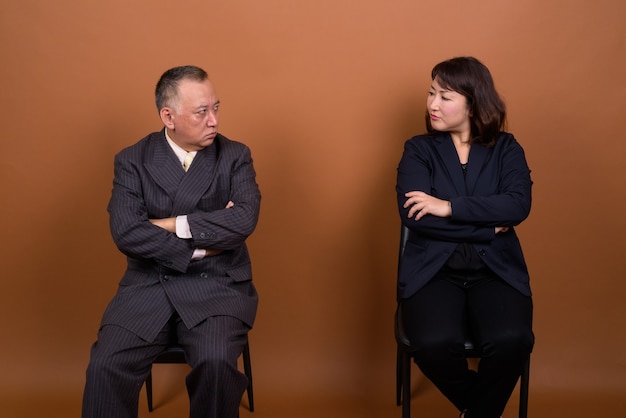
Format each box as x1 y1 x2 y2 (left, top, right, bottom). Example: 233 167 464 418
404 191 452 221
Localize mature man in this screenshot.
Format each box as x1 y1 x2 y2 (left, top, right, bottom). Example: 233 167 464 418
82 65 261 418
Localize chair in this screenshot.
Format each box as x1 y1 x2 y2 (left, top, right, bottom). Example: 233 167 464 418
394 225 530 418
145 339 254 412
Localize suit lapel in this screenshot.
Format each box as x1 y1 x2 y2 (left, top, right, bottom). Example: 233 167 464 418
143 130 220 216
434 133 491 196
144 131 185 203
465 143 489 195
434 133 465 196
171 139 218 215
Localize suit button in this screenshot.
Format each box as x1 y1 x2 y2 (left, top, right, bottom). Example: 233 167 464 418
200 273 208 279
200 233 206 238
162 275 169 282
479 249 486 256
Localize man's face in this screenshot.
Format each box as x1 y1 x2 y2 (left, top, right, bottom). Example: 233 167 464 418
163 78 220 151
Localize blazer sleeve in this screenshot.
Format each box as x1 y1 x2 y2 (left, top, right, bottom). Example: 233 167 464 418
187 143 261 250
397 137 494 243
450 135 532 226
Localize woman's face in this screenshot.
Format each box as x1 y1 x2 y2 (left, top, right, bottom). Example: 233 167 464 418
427 77 471 140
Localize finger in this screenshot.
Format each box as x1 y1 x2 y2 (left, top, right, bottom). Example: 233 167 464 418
404 195 424 208
407 204 421 219
405 191 424 198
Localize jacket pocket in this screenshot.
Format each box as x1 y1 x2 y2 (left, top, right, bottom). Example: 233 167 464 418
226 262 252 282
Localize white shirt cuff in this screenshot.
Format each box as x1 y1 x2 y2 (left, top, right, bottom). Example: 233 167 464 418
176 215 192 239
191 249 207 260
177 215 206 260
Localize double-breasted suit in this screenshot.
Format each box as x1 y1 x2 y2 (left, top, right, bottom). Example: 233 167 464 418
83 129 261 418
102 129 260 342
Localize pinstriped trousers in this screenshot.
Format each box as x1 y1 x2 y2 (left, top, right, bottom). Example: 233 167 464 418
82 314 249 418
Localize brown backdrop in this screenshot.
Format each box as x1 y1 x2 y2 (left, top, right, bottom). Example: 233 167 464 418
1 0 625 416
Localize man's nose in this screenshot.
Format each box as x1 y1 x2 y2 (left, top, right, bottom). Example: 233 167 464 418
206 111 218 125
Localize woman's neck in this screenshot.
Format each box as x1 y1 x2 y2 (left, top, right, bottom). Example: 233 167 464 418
450 132 471 164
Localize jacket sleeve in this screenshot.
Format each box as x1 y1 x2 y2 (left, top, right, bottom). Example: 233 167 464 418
108 151 194 273
396 138 494 243
187 144 261 250
450 137 532 226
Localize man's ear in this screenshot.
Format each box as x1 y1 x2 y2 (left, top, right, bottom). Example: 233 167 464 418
159 107 175 129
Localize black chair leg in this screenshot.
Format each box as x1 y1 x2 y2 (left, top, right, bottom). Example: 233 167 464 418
146 340 255 413
243 341 254 412
146 370 154 412
396 346 402 406
401 351 411 418
519 356 530 418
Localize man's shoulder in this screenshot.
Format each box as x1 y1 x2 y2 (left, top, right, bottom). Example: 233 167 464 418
215 133 251 154
116 130 165 157
216 132 246 147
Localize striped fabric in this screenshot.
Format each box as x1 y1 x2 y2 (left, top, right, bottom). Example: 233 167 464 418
83 130 261 418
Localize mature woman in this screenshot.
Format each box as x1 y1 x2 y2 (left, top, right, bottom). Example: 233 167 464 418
396 57 534 418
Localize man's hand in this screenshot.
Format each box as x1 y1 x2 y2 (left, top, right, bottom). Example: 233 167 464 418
149 201 233 233
495 226 509 234
404 191 452 221
150 201 235 257
149 217 176 233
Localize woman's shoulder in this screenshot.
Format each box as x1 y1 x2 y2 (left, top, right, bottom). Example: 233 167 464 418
495 131 524 150
405 132 446 147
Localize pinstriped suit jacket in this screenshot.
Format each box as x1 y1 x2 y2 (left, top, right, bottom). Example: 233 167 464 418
100 129 261 342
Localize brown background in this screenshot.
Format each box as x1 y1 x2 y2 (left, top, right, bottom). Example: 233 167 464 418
1 0 625 417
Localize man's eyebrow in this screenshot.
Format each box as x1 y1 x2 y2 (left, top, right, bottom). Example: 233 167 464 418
195 100 220 110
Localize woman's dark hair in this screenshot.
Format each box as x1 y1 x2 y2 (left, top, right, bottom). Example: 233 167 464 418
155 65 208 111
425 57 506 147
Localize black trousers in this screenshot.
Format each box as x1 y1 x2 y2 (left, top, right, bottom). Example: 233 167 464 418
82 314 249 418
401 275 534 418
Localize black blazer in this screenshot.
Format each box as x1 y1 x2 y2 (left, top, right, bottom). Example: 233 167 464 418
100 130 261 342
396 132 532 300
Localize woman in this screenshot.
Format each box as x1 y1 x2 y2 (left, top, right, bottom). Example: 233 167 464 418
396 57 534 418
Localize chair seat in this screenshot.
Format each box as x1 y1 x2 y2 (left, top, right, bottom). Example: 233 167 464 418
394 225 529 418
145 340 254 413
395 304 529 418
152 345 187 364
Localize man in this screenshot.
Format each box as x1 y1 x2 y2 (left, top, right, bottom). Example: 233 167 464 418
82 65 261 418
